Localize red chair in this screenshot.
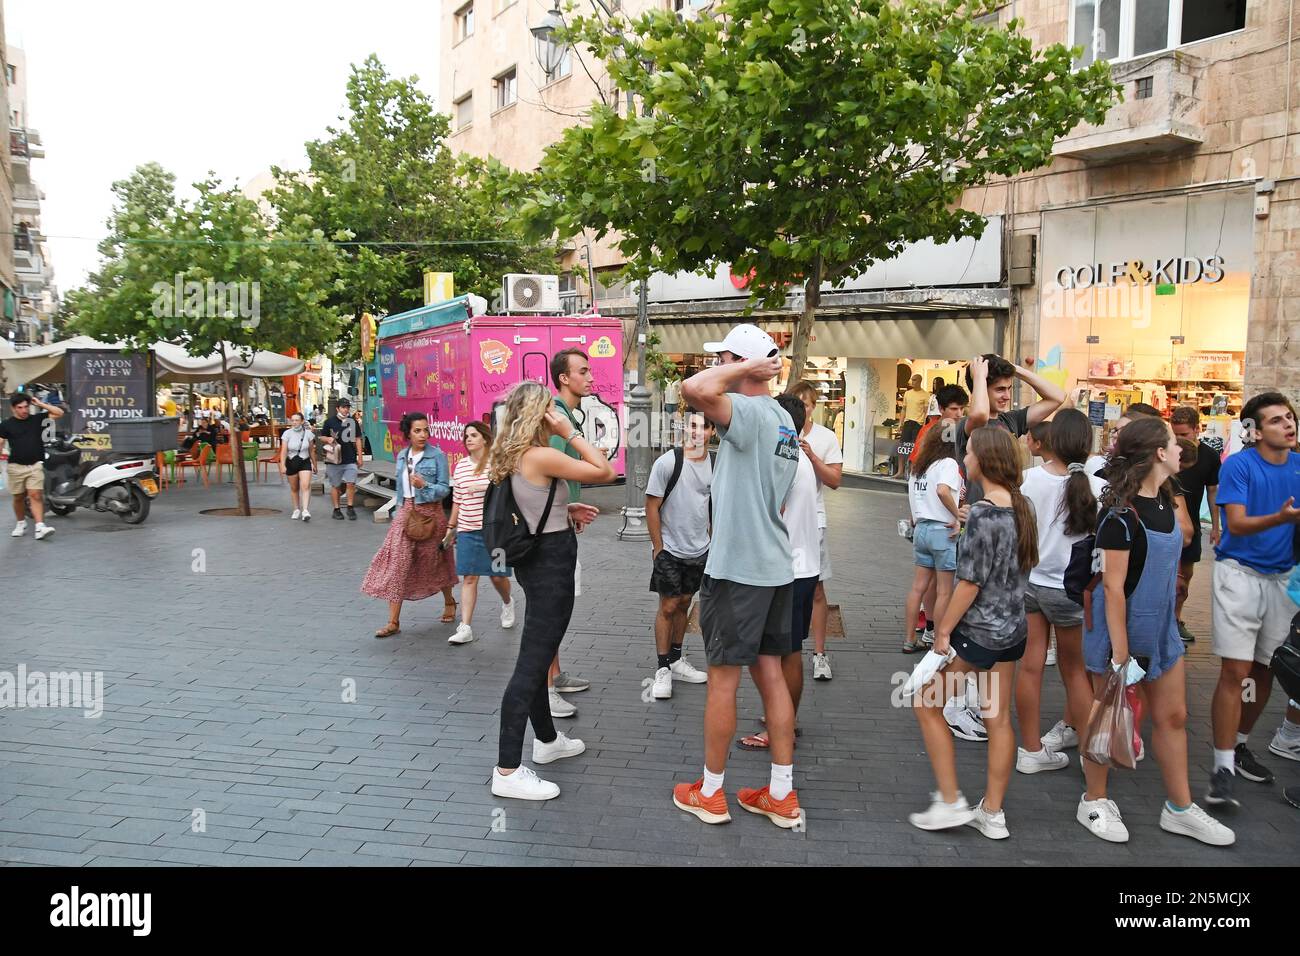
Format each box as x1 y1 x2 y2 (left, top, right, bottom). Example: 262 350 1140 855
176 445 212 487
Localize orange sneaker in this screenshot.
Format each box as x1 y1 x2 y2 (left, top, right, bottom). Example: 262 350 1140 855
672 778 732 824
737 786 803 829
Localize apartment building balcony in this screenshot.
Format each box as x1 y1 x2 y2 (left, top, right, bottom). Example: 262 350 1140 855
1053 51 1205 163
13 181 42 215
10 128 44 186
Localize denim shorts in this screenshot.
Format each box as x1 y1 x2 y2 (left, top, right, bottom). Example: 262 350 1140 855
913 519 957 572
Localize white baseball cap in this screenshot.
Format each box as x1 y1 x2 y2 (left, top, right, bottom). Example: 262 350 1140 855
702 324 780 360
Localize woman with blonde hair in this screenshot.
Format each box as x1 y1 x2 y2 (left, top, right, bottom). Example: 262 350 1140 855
489 381 614 801
444 420 516 645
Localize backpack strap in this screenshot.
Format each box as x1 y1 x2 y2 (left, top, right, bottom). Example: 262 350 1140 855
658 447 686 508
537 477 559 535
1083 508 1134 631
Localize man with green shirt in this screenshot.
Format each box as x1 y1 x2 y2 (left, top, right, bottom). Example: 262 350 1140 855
545 348 600 713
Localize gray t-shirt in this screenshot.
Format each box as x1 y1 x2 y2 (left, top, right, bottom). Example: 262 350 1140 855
647 450 713 560
954 499 1030 650
956 407 1030 505
704 393 799 587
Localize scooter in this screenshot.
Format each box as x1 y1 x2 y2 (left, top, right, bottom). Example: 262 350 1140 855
44 435 158 525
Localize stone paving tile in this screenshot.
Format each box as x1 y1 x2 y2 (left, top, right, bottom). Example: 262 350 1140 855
0 477 1296 867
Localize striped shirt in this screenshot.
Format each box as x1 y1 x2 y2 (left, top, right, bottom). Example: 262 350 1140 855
452 457 492 531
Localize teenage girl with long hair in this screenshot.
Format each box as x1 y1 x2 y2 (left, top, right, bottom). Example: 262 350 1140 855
489 381 614 801
910 426 1037 839
1016 409 1106 773
903 425 963 654
1076 416 1234 846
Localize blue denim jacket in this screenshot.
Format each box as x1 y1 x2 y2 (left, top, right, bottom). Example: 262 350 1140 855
394 445 450 504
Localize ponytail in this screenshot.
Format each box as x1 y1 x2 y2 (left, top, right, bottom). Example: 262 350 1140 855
1050 409 1098 536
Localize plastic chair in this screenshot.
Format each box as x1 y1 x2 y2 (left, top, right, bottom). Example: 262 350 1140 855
154 453 171 492
258 443 283 482
214 442 236 483
176 444 212 488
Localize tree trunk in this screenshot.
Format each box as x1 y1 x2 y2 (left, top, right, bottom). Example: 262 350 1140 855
789 253 823 387
220 343 252 516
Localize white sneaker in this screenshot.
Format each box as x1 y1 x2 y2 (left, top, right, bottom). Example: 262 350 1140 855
33 523 54 540
669 655 707 683
1268 729 1300 762
965 799 1010 840
301 510 311 522
491 765 559 801
812 653 833 681
548 687 577 718
1041 719 1079 751
1077 795 1129 843
500 600 516 629
1136 738 1145 762
291 509 301 520
533 731 586 765
1160 802 1235 846
448 622 474 645
652 666 673 700
1016 745 1070 774
1045 637 1057 666
909 791 974 831
943 698 988 742
11 520 26 537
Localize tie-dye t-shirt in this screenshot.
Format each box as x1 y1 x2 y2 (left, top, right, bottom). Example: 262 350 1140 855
954 499 1030 650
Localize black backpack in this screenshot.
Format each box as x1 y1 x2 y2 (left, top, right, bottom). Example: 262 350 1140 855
1063 508 1134 626
482 474 558 567
657 446 716 508
1272 612 1300 703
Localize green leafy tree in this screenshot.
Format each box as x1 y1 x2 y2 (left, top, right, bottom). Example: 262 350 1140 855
269 55 558 357
72 167 341 515
523 0 1121 373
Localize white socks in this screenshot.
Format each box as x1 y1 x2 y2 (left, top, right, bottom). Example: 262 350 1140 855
701 767 725 798
1280 715 1300 742
1213 748 1235 773
769 763 793 801
1235 732 1249 746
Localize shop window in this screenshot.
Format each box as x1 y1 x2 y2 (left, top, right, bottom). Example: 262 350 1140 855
493 67 518 112
1070 0 1245 68
454 2 474 43
454 93 473 131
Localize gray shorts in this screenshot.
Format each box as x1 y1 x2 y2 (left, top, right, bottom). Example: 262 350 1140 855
700 575 792 666
326 462 358 487
1024 581 1083 628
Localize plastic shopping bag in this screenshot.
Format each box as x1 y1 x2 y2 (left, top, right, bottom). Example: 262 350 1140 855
901 647 956 699
1082 665 1140 770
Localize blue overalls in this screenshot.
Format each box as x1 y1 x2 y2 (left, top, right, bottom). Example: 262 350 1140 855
1084 508 1186 681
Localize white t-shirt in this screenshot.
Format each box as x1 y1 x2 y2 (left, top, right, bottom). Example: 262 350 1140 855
280 426 314 459
646 449 713 559
926 395 940 418
1021 465 1107 588
785 452 822 579
909 457 962 523
404 450 425 499
1085 454 1107 479
802 422 844 529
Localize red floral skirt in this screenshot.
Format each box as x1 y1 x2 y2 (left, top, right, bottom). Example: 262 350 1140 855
361 500 457 603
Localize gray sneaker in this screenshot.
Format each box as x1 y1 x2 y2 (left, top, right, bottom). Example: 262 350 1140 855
1205 768 1240 808
552 671 590 694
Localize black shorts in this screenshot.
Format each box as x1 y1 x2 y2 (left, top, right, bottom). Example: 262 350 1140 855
952 628 1027 669
1181 531 1202 565
790 575 819 653
650 549 708 597
902 420 922 443
700 575 792 666
285 456 312 476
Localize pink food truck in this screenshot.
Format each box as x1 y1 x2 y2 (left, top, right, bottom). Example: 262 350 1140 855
371 295 625 476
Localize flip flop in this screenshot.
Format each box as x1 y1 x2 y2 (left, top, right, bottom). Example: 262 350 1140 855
737 732 770 751
902 637 924 654
756 716 802 737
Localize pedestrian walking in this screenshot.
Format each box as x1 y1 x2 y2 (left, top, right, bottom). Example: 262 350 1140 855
1077 416 1234 846
670 324 804 830
645 407 714 700
1016 409 1106 773
361 412 456 639
319 398 364 521
279 412 316 521
909 426 1036 839
489 381 613 801
1 391 64 540
444 421 515 646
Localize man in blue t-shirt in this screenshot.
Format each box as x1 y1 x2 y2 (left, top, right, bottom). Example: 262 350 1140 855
1208 392 1300 808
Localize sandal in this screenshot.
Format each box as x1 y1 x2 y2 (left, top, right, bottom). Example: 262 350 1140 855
440 600 457 624
756 716 802 737
902 636 924 654
374 622 401 639
737 731 770 751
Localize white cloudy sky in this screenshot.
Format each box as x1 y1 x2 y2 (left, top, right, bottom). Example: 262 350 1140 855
8 0 443 293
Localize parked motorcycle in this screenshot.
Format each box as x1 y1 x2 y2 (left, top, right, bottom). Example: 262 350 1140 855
44 435 158 525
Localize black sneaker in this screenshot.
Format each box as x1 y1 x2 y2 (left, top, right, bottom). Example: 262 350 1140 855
1177 620 1196 644
332 508 345 520
346 506 357 520
1234 743 1274 784
1205 768 1240 808
1284 786 1300 810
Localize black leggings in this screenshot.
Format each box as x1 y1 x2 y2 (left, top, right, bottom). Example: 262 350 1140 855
497 529 578 768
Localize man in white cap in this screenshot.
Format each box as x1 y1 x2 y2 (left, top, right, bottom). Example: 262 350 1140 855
671 324 804 829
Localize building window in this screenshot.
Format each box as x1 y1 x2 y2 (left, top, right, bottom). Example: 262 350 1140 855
454 2 475 43
1071 0 1246 68
493 67 518 111
1134 75 1153 98
673 0 710 11
4 64 14 84
454 94 473 131
493 0 516 12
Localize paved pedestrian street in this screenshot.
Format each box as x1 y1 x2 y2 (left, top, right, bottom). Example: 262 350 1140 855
0 478 1295 867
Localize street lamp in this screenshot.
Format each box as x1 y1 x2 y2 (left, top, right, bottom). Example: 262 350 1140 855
530 1 654 542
